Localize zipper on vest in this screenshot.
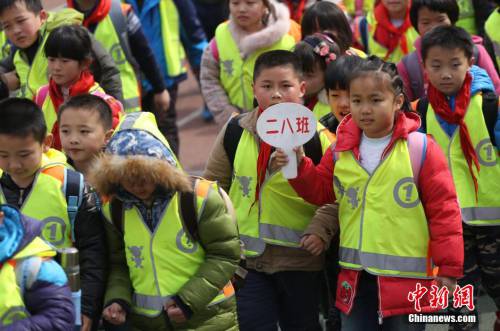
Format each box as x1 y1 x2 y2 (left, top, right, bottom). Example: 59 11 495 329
240 62 247 110
377 275 383 325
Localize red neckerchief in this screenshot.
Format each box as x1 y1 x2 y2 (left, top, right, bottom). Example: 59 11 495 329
286 0 307 22
373 2 412 60
49 71 95 150
255 107 273 202
305 95 318 111
427 73 480 199
67 0 111 26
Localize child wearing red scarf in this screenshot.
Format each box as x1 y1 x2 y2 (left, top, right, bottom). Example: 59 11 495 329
34 25 123 151
419 25 500 330
353 0 419 63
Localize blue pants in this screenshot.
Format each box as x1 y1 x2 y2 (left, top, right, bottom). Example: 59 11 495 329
341 272 425 331
236 269 322 331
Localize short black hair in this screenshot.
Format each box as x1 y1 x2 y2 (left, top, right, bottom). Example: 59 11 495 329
301 1 352 53
44 25 92 62
421 25 473 62
253 50 303 82
0 0 42 16
294 33 341 73
0 97 46 142
325 55 365 91
58 94 113 130
409 0 459 32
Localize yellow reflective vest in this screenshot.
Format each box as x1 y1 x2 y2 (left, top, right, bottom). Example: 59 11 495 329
228 122 332 257
101 179 234 317
426 94 500 226
456 0 477 35
13 9 83 99
485 9 500 71
335 135 432 278
0 237 56 327
215 22 296 112
0 30 10 59
0 164 79 248
92 0 141 112
312 101 331 121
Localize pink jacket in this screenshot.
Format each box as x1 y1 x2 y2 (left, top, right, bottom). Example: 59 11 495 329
398 35 500 101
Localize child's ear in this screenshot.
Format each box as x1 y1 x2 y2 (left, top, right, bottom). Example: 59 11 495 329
104 129 114 144
39 10 48 23
80 58 93 71
299 81 306 98
467 56 474 68
394 93 405 110
42 134 53 153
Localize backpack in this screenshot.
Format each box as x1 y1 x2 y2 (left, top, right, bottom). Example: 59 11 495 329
416 91 498 147
223 114 325 171
401 46 480 100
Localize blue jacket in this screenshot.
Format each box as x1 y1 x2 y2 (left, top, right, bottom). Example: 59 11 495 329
126 0 208 90
0 205 74 331
423 65 499 149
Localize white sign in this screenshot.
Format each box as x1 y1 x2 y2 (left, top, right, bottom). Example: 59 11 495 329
256 103 317 178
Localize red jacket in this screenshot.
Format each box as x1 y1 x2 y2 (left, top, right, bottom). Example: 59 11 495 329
289 111 463 318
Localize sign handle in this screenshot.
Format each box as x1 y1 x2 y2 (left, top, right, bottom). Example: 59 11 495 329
281 148 297 179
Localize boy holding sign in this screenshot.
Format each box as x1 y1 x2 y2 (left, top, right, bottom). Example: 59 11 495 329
204 50 336 331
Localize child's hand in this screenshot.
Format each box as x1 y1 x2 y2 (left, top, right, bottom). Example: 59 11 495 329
164 299 187 323
269 147 305 173
0 71 19 91
300 234 325 256
81 314 92 331
102 303 126 325
435 276 457 293
153 89 171 117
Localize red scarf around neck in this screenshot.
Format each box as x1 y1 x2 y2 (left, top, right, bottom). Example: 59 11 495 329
373 2 412 60
427 73 480 199
285 0 307 22
255 107 273 202
49 70 95 150
67 0 111 27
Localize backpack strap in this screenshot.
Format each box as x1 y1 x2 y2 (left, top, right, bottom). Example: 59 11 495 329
179 178 200 243
108 0 139 69
402 52 425 100
35 85 49 108
303 132 324 165
110 198 124 234
15 256 42 297
473 44 480 64
481 90 499 147
223 115 245 169
359 16 369 54
416 97 429 133
63 168 84 243
407 132 427 186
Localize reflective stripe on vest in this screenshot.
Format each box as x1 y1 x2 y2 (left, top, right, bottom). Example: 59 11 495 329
94 11 141 112
38 83 104 133
215 22 296 111
0 237 55 327
456 0 477 35
159 0 187 77
0 165 73 248
485 11 500 71
101 180 234 317
364 12 419 63
334 139 432 278
228 128 330 257
426 94 500 225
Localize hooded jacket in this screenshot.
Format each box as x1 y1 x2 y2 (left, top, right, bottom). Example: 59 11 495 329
0 205 74 331
289 111 464 318
200 0 300 125
397 36 500 101
89 116 240 331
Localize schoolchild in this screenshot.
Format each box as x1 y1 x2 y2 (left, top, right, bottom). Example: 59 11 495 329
397 0 500 101
417 25 500 330
0 204 74 331
34 24 123 150
293 33 341 120
88 111 240 331
352 0 419 63
0 98 107 331
204 50 336 330
0 0 122 101
59 94 115 177
300 1 365 56
276 56 464 330
200 0 300 124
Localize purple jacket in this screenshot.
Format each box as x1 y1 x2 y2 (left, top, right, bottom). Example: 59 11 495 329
0 208 74 331
398 35 500 101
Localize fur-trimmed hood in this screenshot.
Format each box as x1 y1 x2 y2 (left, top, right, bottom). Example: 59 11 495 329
228 0 291 58
88 129 191 198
